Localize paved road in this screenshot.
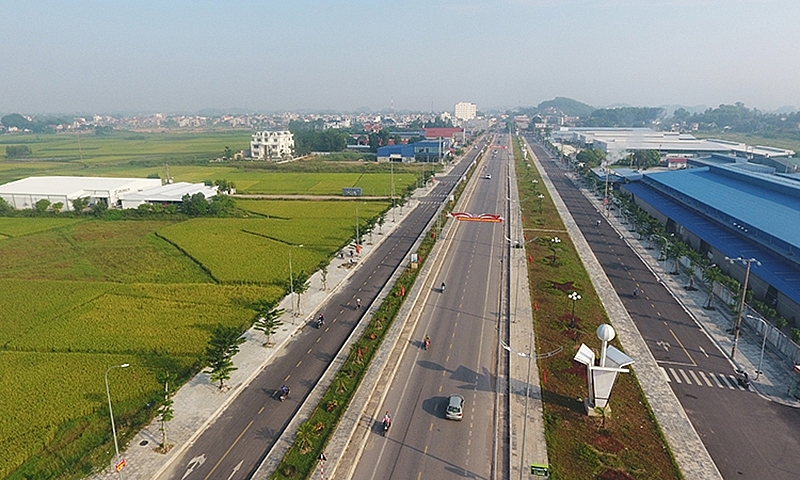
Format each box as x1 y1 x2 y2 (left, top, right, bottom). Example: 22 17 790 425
158 143 487 480
527 139 800 480
351 135 510 480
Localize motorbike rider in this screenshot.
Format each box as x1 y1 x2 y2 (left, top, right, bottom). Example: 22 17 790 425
633 287 639 298
317 313 324 327
280 385 290 399
424 335 430 350
441 281 446 292
382 411 391 428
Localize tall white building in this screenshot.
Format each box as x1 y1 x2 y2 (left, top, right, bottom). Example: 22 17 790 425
250 130 294 160
454 102 477 121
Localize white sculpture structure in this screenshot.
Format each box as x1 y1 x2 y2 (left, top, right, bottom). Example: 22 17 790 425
573 324 634 414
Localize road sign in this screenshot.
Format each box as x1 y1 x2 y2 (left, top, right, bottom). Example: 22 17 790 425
115 459 126 472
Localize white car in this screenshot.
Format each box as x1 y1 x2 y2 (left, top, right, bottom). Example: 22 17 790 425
446 394 464 420
484 174 492 179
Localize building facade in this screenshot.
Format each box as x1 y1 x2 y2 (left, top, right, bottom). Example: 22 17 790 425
250 130 294 160
454 102 477 122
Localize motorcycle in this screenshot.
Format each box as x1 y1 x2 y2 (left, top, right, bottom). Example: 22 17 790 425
277 386 290 402
382 418 391 434
316 314 324 329
441 282 446 293
736 369 750 389
424 337 430 350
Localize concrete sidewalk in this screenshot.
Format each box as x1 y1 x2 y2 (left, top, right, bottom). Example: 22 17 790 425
88 191 428 480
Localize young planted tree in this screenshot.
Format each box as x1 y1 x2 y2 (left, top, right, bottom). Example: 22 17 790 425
320 262 329 291
71 196 89 213
156 371 177 453
377 212 386 234
290 271 311 315
51 202 64 214
204 324 246 390
253 300 285 347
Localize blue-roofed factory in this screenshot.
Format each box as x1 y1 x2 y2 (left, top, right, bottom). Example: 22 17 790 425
621 157 800 325
376 140 450 163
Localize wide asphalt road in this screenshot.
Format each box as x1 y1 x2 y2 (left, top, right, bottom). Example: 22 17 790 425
526 138 800 480
351 135 511 480
159 141 488 480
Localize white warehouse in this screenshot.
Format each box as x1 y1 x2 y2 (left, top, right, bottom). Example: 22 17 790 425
251 130 294 160
0 176 217 211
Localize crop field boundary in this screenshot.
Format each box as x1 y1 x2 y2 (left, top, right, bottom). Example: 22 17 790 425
153 231 220 283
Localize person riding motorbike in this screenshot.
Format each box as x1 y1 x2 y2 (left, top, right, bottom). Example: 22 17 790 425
317 313 324 328
633 287 639 298
441 281 446 292
280 385 290 401
382 411 391 431
424 335 430 350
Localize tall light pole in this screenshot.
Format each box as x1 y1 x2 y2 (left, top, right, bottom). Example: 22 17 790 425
568 291 581 328
726 256 760 360
289 244 304 317
105 363 130 477
537 194 545 213
390 160 396 222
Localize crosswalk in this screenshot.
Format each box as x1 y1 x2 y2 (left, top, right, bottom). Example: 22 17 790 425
660 366 749 391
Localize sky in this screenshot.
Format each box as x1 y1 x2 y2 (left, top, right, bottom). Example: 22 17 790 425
2 0 799 115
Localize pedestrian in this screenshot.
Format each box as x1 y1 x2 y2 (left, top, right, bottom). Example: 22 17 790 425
356 298 361 309
596 219 602 226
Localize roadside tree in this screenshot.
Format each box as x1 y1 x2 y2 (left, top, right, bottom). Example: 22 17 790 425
253 300 285 347
204 324 246 390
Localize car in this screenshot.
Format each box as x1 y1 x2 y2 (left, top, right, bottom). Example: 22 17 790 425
484 174 492 179
445 394 464 420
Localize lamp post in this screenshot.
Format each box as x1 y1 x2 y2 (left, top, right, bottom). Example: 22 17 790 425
105 363 130 477
747 314 768 380
726 256 760 360
568 291 581 328
289 244 304 317
550 236 561 266
537 194 545 213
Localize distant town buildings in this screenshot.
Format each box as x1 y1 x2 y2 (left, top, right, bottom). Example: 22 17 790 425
454 102 477 122
250 130 294 160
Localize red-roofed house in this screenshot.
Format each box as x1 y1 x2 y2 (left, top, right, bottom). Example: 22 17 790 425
422 127 464 144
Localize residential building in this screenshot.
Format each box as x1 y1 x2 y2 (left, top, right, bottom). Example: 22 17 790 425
454 102 477 122
250 130 294 160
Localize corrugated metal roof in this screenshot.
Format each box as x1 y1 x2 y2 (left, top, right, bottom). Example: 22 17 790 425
643 166 800 251
623 182 800 306
0 176 162 196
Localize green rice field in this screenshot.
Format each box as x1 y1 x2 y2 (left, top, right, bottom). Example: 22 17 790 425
0 197 389 479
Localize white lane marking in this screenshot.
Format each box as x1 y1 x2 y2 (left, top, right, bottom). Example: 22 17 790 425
668 367 682 383
688 370 702 385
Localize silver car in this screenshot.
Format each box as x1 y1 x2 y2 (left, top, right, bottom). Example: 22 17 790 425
445 394 464 420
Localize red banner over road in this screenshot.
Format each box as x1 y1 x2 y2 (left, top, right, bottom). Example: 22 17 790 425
449 212 503 223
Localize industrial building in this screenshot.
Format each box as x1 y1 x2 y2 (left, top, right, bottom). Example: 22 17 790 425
250 130 294 160
620 156 800 325
552 127 795 162
376 140 451 163
0 176 217 211
119 182 218 209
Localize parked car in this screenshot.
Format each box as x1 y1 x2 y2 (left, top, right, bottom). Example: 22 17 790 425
446 394 464 420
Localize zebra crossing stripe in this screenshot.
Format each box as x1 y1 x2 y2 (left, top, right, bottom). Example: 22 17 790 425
679 369 692 384
660 367 670 383
711 373 726 388
698 371 714 387
669 367 682 383
689 370 702 385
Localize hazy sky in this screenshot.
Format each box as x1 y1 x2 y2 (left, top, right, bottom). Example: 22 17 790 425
2 0 798 114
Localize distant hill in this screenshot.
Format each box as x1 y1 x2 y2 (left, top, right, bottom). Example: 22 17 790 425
536 97 595 118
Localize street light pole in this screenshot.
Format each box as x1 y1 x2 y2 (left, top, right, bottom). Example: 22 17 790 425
105 363 130 477
568 291 581 328
726 256 760 360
